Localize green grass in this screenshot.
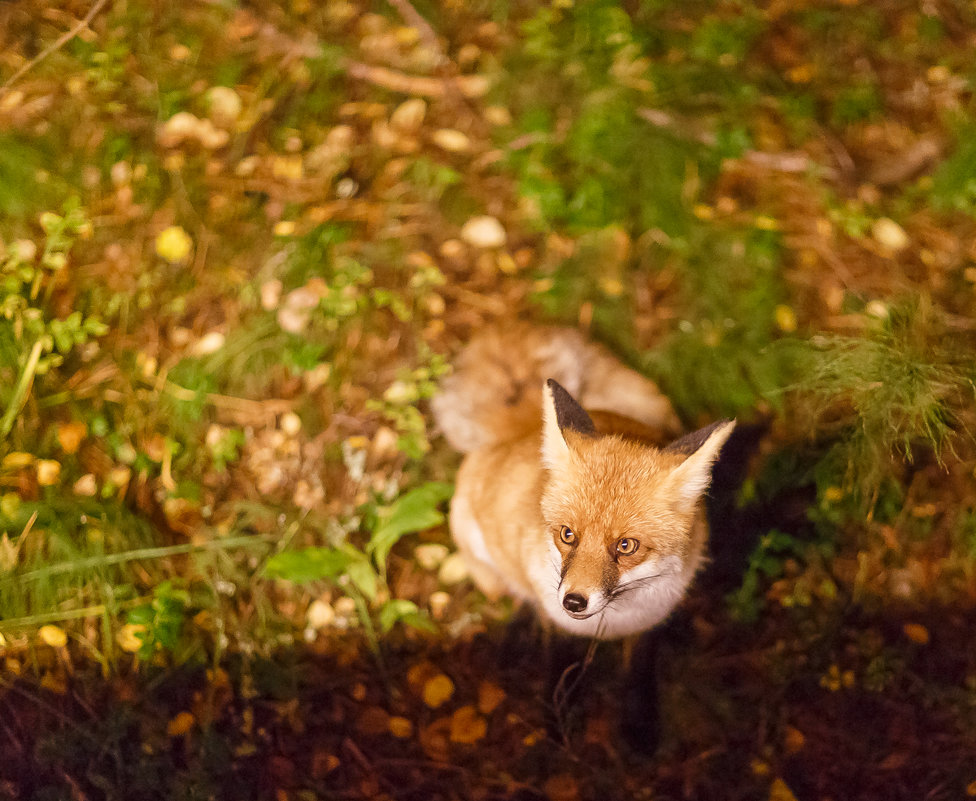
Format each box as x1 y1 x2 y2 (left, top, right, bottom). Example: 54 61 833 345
790 300 974 504
2 0 976 672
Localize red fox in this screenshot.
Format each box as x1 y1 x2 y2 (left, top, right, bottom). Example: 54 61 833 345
432 323 735 640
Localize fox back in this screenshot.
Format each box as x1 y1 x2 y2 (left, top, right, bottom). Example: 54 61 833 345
434 324 733 640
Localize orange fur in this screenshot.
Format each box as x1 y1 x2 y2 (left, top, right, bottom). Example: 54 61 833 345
434 324 733 639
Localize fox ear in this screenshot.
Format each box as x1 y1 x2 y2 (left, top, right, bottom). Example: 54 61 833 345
542 379 596 469
664 419 736 513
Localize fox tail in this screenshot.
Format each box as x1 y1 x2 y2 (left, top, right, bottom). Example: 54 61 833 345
431 322 681 453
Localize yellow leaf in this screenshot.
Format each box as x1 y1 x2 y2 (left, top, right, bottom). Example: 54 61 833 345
769 778 799 801
0 533 19 571
477 681 506 715
422 673 455 709
155 226 193 263
388 716 413 738
271 155 304 181
38 624 67 648
56 422 87 454
784 726 805 754
449 705 486 745
903 623 930 645
117 623 146 653
167 711 196 736
35 460 61 487
775 305 797 333
2 452 35 470
40 671 67 695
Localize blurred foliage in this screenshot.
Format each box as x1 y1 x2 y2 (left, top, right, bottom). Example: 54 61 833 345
0 0 975 673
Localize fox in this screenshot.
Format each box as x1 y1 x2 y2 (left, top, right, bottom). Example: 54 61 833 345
431 323 735 749
432 322 735 640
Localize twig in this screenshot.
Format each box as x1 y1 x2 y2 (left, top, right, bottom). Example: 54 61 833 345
345 60 489 99
384 0 491 135
386 0 447 68
0 0 111 100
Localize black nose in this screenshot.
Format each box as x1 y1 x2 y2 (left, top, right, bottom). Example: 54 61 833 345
562 593 588 613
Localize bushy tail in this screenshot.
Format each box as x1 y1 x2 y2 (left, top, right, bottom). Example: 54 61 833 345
431 322 682 453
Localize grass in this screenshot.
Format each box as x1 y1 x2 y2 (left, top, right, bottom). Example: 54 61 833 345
0 0 974 679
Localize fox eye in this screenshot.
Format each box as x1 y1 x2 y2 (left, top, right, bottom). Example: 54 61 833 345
616 538 639 555
559 526 576 545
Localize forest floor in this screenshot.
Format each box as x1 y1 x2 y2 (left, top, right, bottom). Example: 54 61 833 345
1 1 976 799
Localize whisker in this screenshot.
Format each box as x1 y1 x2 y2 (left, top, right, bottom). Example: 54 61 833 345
609 573 664 599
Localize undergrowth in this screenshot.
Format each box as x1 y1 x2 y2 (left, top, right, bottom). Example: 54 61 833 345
1 0 976 674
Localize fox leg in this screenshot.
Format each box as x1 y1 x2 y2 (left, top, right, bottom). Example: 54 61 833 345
619 629 662 755
448 490 507 600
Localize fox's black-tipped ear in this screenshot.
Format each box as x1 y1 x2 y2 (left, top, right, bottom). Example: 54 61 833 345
546 379 596 436
664 419 734 456
542 379 595 469
664 419 736 513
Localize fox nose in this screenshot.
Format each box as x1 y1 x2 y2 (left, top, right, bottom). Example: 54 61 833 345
562 593 588 613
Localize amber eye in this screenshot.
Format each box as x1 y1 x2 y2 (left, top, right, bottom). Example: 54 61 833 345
616 538 639 555
559 526 576 545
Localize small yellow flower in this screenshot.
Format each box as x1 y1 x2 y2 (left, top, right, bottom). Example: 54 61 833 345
155 226 193 263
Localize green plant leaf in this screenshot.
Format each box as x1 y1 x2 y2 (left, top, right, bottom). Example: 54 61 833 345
263 547 355 584
345 552 378 601
378 598 436 634
367 481 453 571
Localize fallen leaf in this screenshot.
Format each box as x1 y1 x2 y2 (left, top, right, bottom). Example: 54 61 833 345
431 128 471 153
390 98 427 133
388 716 413 738
35 460 61 486
903 622 930 644
422 673 455 708
872 217 909 252
117 623 145 653
190 331 226 356
206 86 242 127
2 452 34 470
769 778 799 801
307 599 336 629
460 216 506 249
414 543 449 570
155 226 193 263
167 711 196 736
477 681 506 715
544 774 580 801
428 591 451 619
311 751 341 780
438 553 469 585
0 534 18 571
784 725 805 754
38 625 67 648
419 716 452 761
73 474 98 496
56 422 87 454
40 672 67 695
449 705 487 744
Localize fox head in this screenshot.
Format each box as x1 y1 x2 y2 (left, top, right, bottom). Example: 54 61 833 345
539 379 735 631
